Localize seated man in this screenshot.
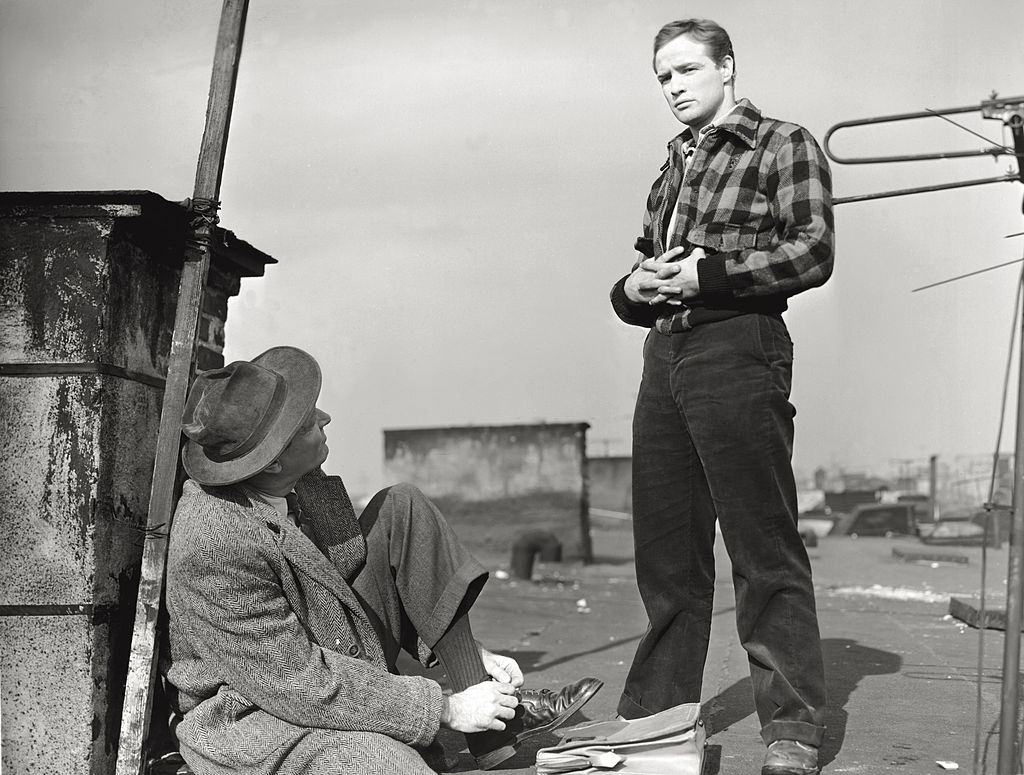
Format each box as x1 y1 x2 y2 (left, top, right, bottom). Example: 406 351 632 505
163 346 601 774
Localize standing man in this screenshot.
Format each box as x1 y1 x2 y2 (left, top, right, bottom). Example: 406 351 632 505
609 18 833 775
164 346 601 774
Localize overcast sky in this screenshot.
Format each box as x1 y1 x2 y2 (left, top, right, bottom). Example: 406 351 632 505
3 0 1023 495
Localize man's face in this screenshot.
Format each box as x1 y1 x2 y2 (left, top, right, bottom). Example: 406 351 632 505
275 406 332 480
654 34 733 131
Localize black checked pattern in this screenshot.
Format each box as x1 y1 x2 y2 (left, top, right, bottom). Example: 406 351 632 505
622 99 834 332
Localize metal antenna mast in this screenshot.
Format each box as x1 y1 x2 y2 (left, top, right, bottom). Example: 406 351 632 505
825 93 1024 774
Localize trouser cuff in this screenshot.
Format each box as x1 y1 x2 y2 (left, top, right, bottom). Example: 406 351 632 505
615 692 653 720
761 720 825 747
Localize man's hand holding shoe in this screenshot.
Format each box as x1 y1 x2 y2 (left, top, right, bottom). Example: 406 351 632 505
441 680 518 733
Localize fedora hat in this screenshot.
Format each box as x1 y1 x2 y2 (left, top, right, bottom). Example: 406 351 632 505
181 346 322 485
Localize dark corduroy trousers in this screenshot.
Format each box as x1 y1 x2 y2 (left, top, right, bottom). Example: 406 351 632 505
351 483 489 672
618 314 826 747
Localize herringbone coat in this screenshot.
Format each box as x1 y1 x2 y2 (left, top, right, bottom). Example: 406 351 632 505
164 470 444 774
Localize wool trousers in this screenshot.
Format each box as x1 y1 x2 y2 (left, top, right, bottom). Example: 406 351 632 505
350 483 489 673
618 314 826 747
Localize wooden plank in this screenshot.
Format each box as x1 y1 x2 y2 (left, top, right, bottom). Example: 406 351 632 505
115 3 249 774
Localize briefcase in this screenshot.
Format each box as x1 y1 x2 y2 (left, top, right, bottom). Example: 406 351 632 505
535 702 705 775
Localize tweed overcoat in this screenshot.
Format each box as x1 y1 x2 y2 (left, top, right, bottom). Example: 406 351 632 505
164 470 444 775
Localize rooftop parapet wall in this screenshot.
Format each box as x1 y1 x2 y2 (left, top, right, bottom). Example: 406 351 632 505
384 423 592 561
588 455 632 514
0 191 274 774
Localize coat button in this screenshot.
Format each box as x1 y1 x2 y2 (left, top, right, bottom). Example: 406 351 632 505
347 644 361 657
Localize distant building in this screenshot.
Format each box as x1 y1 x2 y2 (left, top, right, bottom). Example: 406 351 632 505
589 455 632 514
384 422 592 561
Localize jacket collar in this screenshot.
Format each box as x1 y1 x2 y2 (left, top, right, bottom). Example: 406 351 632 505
668 97 761 154
238 486 359 602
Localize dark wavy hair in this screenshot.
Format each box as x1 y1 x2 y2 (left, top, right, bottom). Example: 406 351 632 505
652 18 735 80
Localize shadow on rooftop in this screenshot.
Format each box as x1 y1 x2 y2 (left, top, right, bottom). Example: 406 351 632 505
699 637 901 771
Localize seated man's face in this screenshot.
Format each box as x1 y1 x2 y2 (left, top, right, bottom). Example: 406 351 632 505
276 406 332 479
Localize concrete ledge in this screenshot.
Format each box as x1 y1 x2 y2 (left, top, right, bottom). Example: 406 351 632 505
949 596 1016 631
892 547 968 565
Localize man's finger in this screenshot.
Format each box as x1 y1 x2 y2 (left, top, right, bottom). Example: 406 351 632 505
507 665 524 687
655 265 681 279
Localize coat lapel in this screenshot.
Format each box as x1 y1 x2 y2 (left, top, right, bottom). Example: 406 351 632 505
245 494 359 605
222 487 389 671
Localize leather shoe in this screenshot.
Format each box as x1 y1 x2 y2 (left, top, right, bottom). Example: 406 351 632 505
472 677 603 770
518 677 604 739
762 739 820 775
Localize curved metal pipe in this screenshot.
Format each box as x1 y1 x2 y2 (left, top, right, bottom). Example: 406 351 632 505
824 95 1024 165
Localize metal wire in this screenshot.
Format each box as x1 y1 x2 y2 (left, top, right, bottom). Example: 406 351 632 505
912 258 1024 293
924 108 1021 158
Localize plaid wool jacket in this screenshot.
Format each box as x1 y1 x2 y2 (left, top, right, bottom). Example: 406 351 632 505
610 98 834 332
165 470 443 775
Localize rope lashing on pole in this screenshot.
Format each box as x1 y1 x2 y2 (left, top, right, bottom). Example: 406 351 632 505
183 197 222 254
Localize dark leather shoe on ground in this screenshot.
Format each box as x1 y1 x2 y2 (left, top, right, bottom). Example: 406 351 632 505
518 677 604 740
472 677 604 770
762 740 820 775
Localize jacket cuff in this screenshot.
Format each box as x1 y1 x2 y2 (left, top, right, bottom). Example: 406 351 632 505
697 253 735 301
406 676 445 747
610 275 658 328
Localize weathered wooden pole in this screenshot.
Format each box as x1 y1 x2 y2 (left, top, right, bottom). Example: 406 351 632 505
115 2 249 773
